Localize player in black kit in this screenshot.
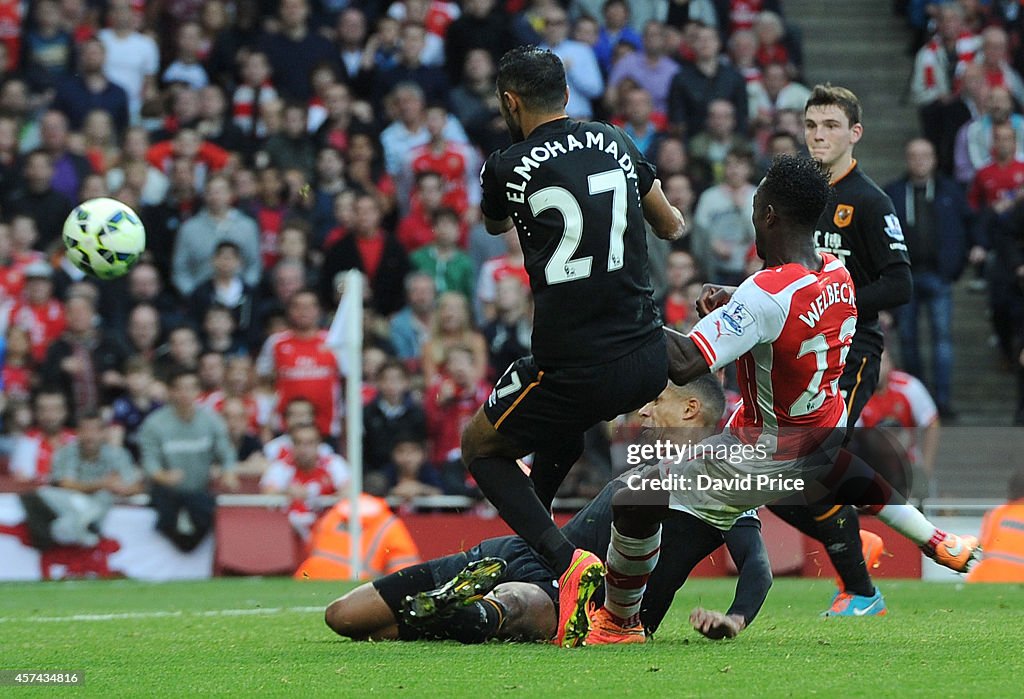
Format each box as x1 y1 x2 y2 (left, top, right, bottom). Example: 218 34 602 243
324 377 771 645
805 85 912 423
459 46 686 648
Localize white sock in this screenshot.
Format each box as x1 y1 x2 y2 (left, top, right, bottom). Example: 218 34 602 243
875 504 941 549
603 524 661 626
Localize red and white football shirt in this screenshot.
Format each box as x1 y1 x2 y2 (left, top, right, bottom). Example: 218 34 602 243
10 428 77 484
256 330 341 437
260 452 350 517
688 253 858 457
263 433 336 463
7 299 66 363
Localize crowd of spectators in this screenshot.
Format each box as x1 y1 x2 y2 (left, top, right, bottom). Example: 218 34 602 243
903 0 1024 423
6 0 941 549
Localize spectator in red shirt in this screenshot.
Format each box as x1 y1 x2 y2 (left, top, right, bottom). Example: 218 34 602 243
10 387 75 484
260 422 349 539
476 230 528 322
969 121 1024 211
659 250 701 332
424 345 489 466
1 325 33 401
320 192 410 316
408 104 478 218
146 127 230 188
256 289 342 438
0 223 26 302
6 261 65 365
397 170 465 253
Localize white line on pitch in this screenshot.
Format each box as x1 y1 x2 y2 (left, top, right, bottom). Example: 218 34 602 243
0 606 324 624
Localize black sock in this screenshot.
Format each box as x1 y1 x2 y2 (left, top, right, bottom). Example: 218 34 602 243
438 598 505 644
530 452 563 511
469 456 576 573
770 504 874 597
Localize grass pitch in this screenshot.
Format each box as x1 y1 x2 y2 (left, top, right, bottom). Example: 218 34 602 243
1 577 1020 697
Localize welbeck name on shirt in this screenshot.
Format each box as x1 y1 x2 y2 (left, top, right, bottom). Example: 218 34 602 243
504 130 638 203
798 281 856 329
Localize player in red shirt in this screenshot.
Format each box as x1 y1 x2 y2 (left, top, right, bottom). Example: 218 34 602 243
10 388 76 484
260 423 349 539
6 261 65 364
587 156 852 644
256 290 341 439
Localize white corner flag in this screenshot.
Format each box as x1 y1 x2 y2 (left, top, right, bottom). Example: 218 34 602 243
325 270 364 581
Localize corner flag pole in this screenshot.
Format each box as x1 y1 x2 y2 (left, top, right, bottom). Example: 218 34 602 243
327 270 363 581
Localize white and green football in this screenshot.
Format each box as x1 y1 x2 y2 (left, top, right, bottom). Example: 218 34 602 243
62 197 146 280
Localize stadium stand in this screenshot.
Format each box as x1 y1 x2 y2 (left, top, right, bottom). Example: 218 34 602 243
0 0 1019 582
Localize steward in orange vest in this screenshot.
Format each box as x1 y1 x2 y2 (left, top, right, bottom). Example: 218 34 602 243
295 494 421 580
967 470 1024 583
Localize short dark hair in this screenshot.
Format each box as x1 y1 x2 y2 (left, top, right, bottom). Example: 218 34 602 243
769 130 800 150
759 155 832 227
431 206 460 226
214 240 241 256
167 366 199 387
726 145 755 166
805 83 862 126
496 46 567 113
670 373 725 428
377 359 409 380
204 302 235 319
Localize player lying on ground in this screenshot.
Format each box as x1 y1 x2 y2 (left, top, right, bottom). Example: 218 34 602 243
460 45 686 648
324 377 771 644
585 155 979 645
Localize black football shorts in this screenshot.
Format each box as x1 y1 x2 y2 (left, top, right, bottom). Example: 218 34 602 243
483 332 667 453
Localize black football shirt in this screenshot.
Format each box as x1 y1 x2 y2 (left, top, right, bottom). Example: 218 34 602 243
480 117 662 368
814 161 911 349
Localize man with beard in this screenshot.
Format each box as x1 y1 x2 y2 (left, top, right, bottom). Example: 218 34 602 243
323 375 772 644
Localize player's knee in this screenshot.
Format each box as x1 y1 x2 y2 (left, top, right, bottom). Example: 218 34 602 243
461 412 488 465
324 595 373 639
323 598 353 637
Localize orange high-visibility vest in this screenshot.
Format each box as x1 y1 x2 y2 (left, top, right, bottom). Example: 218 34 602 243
294 495 421 580
967 500 1024 583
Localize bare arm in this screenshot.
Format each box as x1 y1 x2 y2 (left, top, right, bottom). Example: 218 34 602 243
642 179 686 241
664 328 712 386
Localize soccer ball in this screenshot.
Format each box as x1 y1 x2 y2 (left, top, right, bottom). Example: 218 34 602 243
62 197 146 280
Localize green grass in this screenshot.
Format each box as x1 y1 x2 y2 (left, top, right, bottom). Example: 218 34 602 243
1 578 1021 697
